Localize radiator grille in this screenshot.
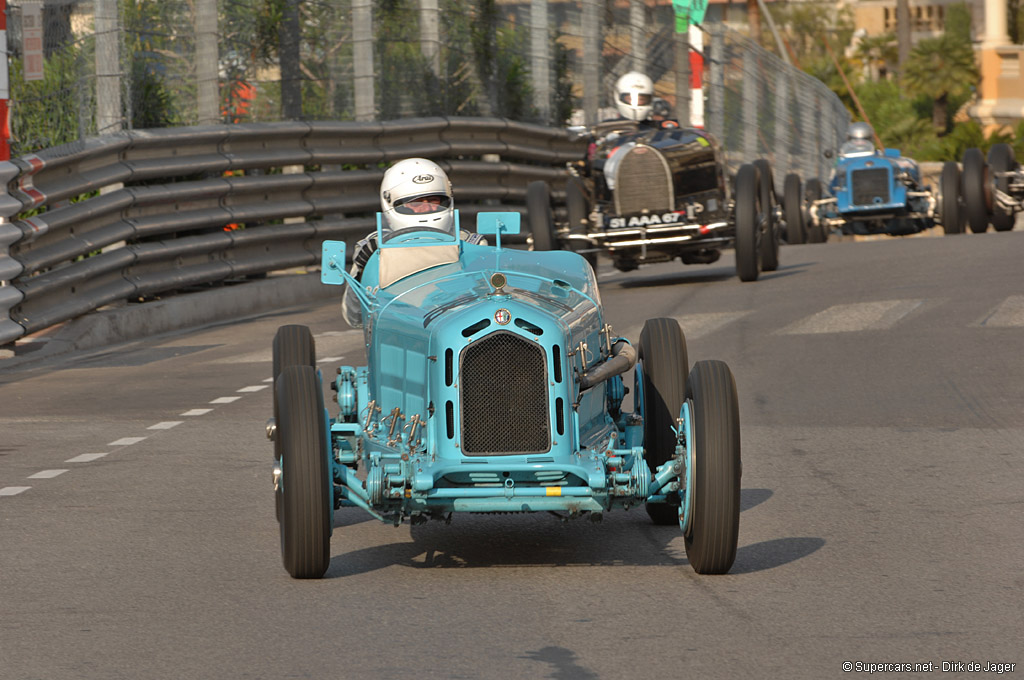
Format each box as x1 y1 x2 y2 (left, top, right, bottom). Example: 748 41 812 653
460 331 550 455
614 146 674 216
850 168 890 206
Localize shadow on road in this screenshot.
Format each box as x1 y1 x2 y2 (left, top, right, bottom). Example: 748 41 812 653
323 487 823 578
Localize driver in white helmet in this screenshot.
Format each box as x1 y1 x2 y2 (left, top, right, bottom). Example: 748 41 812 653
839 122 876 158
342 158 484 327
611 71 677 129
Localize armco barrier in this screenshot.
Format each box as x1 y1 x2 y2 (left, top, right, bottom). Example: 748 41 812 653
0 117 587 348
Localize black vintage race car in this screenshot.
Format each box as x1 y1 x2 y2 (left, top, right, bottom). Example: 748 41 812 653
527 120 783 282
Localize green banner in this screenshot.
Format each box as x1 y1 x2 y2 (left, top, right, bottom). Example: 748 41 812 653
672 0 708 31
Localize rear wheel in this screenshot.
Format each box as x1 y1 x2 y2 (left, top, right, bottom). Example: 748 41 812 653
803 178 825 243
753 159 779 272
638 318 689 525
683 360 741 575
277 365 331 579
962 148 989 234
939 162 962 235
783 173 805 244
527 181 556 251
566 176 597 270
988 144 1016 232
733 163 761 282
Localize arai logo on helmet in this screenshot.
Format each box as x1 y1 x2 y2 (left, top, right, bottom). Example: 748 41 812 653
412 174 435 184
494 308 511 325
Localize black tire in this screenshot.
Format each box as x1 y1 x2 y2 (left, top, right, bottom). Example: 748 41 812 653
566 176 598 270
638 318 689 525
733 163 761 282
277 365 331 579
988 144 1016 232
527 180 556 251
783 172 805 244
753 159 779 272
272 325 317 473
962 147 989 234
939 162 962 235
803 178 825 243
683 360 741 575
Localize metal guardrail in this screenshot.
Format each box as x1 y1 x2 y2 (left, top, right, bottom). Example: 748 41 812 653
0 117 586 347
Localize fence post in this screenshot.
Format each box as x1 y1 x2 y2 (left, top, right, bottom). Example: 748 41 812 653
706 25 724 149
582 0 600 125
353 0 375 122
95 0 122 133
195 0 220 125
530 0 550 123
742 43 757 162
630 0 645 73
419 0 440 77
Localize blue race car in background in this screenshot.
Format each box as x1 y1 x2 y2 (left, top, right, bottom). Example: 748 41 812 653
801 123 962 240
269 210 743 579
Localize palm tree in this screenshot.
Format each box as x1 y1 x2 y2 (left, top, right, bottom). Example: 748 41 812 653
852 33 898 81
901 34 979 132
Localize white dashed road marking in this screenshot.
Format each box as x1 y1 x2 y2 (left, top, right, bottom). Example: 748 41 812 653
320 356 344 364
66 453 109 463
779 300 923 335
148 421 183 430
181 408 213 416
237 385 268 393
979 295 1024 327
0 487 31 496
622 312 750 344
110 437 147 446
210 397 241 404
28 469 68 479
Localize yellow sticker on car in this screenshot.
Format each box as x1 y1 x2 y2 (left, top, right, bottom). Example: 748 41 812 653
546 487 562 496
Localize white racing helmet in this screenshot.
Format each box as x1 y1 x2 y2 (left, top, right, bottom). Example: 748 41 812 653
614 71 655 121
847 122 874 142
379 158 455 240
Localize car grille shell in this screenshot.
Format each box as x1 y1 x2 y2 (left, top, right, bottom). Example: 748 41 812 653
614 145 674 216
460 331 550 455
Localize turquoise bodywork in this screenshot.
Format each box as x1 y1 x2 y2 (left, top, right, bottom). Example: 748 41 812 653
318 212 687 523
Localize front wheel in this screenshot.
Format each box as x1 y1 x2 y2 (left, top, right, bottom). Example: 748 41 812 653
939 162 962 235
988 144 1016 232
527 180 556 251
638 318 689 525
803 178 825 243
566 176 598 270
753 160 779 272
783 173 805 244
961 148 989 234
277 365 332 579
733 163 761 282
683 360 741 575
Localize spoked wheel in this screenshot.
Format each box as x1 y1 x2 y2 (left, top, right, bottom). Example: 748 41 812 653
803 178 825 243
272 325 317 520
753 159 779 272
527 180 556 251
277 365 331 579
637 318 689 525
783 172 805 244
988 144 1016 232
733 163 761 282
939 162 962 235
961 148 990 234
566 176 597 270
683 360 741 575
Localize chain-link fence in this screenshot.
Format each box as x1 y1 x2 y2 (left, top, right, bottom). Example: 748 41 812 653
4 0 847 180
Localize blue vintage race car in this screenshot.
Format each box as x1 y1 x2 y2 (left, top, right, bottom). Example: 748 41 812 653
268 211 742 578
803 144 961 239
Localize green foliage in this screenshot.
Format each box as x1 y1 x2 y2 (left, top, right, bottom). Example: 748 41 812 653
772 1 855 71
551 35 577 125
901 34 979 131
9 45 86 157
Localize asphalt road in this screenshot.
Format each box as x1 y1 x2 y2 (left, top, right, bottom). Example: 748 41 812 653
1 232 1022 679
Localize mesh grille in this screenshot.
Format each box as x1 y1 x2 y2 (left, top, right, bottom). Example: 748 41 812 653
460 332 550 455
614 146 674 216
851 168 890 206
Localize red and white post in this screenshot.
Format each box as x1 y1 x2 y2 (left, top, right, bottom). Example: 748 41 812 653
0 0 9 162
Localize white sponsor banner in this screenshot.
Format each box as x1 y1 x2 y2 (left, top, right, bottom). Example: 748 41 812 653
23 2 44 82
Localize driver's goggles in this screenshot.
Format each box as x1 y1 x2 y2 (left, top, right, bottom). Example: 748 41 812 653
393 194 452 215
620 92 652 106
